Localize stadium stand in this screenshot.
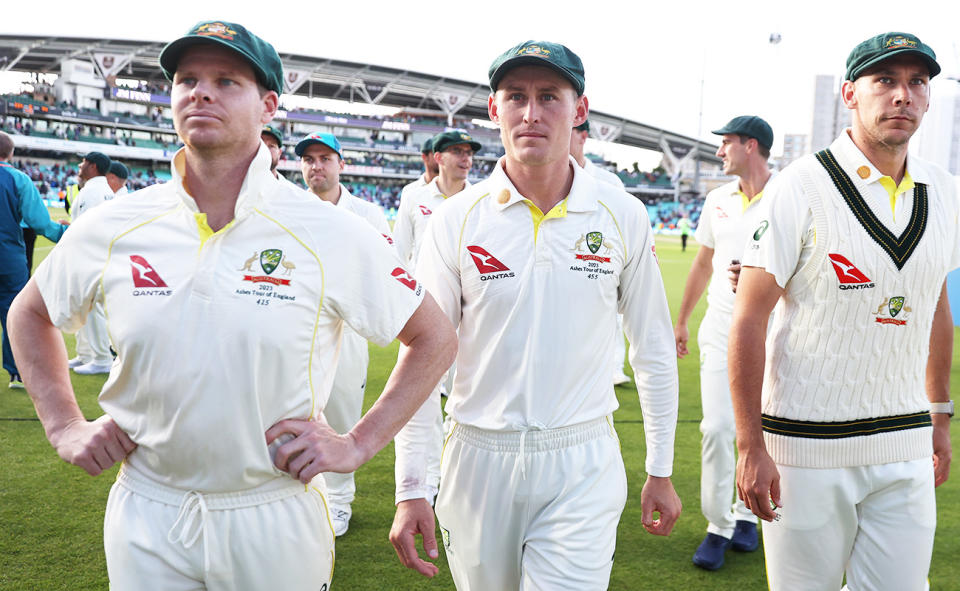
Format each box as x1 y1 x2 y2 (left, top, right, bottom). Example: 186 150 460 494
0 36 719 226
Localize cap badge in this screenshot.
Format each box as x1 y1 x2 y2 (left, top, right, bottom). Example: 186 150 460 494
517 45 550 58
884 35 917 51
195 22 237 41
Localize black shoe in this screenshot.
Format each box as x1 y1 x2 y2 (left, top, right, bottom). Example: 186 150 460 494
731 520 759 552
692 533 731 570
9 373 24 389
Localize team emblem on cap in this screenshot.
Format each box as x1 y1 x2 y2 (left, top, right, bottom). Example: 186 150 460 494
195 22 237 41
884 35 917 51
460 133 472 141
517 45 550 58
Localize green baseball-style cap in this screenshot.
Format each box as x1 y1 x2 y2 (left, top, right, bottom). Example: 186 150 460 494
295 132 342 158
421 137 434 153
432 131 481 154
82 151 112 175
261 124 284 145
574 120 590 132
845 32 940 81
107 161 129 180
488 41 585 96
159 20 284 94
712 116 774 151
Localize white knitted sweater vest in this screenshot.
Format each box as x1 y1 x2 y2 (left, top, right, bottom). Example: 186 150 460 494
761 149 950 468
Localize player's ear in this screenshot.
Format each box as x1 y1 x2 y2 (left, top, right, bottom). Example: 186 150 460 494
840 80 857 110
261 90 279 124
573 94 588 128
488 93 500 124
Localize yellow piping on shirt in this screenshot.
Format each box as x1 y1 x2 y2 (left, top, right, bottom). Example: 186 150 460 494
253 208 326 420
457 193 490 261
100 205 185 353
439 422 459 473
596 201 628 261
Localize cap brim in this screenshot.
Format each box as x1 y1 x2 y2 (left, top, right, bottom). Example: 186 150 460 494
295 138 340 157
490 56 582 94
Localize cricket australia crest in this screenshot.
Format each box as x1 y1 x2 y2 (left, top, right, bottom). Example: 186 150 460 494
587 231 603 254
875 296 910 326
260 249 282 275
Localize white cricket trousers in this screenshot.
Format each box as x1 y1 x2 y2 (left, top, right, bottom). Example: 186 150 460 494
321 330 368 507
697 310 755 538
75 301 112 365
435 416 627 591
104 466 335 591
763 458 935 591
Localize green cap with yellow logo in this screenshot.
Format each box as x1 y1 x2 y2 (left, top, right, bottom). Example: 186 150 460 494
488 41 585 96
845 32 940 81
261 124 284 145
431 131 482 154
159 20 284 95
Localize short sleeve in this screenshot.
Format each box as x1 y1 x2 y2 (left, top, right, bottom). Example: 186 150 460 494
694 192 716 248
741 173 813 289
322 213 424 347
33 208 113 332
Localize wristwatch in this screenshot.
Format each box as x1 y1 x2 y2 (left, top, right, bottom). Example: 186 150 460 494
930 401 954 417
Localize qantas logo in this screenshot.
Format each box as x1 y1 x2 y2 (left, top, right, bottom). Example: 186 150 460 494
418 205 433 216
715 206 728 219
130 255 172 295
466 245 515 281
382 233 394 245
828 253 875 290
391 267 422 295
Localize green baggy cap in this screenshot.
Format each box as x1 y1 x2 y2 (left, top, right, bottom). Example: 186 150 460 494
845 32 940 81
712 115 774 151
431 131 482 154
159 20 284 94
489 41 585 95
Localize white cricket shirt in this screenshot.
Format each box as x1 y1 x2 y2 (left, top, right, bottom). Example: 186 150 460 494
71 175 115 220
392 177 469 271
35 145 424 493
401 156 678 483
695 179 768 317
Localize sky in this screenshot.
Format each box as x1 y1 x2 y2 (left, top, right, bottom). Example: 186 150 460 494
3 0 958 166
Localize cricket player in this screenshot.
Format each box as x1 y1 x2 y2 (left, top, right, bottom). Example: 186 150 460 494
729 32 955 591
674 115 773 570
569 118 631 387
261 123 284 178
296 131 392 536
393 135 443 269
394 136 439 260
68 150 116 375
393 129 481 507
105 161 129 196
8 20 455 591
393 131 480 271
390 40 681 590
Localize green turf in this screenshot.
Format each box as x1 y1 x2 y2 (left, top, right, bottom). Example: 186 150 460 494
1 229 958 590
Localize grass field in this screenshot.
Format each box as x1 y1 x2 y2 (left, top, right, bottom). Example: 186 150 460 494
1 231 958 590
